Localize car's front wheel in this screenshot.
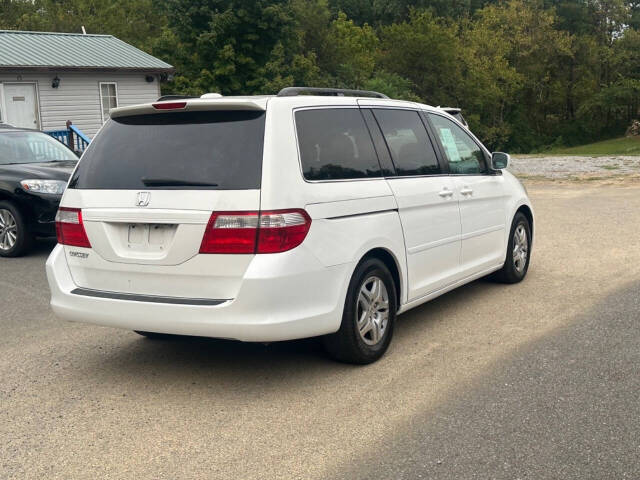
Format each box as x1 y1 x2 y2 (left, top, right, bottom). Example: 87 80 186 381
0 201 33 258
323 257 397 364
491 211 531 284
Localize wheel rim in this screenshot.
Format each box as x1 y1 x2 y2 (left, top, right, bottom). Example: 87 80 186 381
0 209 17 252
512 223 528 274
356 275 389 346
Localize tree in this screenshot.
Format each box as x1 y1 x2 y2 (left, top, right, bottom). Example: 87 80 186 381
8 0 167 52
158 0 299 94
378 10 462 105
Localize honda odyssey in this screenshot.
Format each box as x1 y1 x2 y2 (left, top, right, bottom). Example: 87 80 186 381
46 87 533 364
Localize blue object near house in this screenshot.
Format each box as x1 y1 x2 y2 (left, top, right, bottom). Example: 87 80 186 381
45 124 91 152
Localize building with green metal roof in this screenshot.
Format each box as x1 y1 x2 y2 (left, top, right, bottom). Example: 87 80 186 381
0 30 173 138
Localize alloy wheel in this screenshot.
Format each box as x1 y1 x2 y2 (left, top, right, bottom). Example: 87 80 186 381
0 209 18 252
356 276 390 346
512 223 528 274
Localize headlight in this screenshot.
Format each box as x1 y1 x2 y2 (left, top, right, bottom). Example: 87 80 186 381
20 179 67 195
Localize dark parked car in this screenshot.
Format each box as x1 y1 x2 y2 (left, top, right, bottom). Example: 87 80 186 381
0 124 78 257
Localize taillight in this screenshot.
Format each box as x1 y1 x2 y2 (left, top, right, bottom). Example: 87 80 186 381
199 212 259 254
55 207 91 248
257 210 311 253
199 209 311 254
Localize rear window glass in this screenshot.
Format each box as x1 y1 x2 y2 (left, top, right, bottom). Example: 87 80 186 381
69 110 265 190
295 108 382 181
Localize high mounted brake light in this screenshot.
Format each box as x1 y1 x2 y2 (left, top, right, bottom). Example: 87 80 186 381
152 101 187 110
199 209 311 254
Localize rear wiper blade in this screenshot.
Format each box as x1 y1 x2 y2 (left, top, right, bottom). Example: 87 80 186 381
141 178 219 187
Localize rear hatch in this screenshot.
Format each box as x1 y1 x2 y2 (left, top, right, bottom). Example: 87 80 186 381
59 102 267 300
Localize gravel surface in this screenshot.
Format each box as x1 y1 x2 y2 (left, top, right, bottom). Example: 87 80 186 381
348 281 640 480
2 184 640 479
509 155 640 179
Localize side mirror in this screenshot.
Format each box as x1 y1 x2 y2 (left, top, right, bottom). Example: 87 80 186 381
491 152 510 170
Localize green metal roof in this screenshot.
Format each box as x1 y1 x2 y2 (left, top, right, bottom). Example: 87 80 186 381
0 30 173 72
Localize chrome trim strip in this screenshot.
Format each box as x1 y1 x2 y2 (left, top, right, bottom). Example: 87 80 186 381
70 288 228 306
326 208 398 220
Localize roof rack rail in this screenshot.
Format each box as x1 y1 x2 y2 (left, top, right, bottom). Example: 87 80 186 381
277 87 389 99
156 95 198 102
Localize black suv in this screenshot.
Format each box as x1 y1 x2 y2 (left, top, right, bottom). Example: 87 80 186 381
0 124 78 257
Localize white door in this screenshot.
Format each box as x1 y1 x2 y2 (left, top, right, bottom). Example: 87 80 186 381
3 83 39 129
371 108 462 301
427 113 507 275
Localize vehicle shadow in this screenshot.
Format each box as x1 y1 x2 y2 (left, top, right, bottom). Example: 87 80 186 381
32 237 57 256
75 277 505 391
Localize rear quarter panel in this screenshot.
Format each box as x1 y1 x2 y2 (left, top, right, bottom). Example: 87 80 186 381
261 98 409 304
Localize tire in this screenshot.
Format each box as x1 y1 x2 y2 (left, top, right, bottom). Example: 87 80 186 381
322 257 397 364
0 201 34 258
491 212 531 284
134 330 175 340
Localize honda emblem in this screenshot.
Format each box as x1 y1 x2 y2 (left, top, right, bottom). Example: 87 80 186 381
136 192 151 207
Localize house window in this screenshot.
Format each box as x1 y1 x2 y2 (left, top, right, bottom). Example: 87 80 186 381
99 82 118 122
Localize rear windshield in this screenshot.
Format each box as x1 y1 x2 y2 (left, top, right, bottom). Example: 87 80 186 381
69 110 265 190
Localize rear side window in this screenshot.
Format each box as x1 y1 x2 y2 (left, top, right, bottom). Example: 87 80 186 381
69 110 265 190
373 109 440 176
295 108 382 181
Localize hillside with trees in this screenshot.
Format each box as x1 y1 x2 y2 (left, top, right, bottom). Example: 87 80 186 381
1 0 639 152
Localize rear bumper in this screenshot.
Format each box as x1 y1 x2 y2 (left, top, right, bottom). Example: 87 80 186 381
46 244 351 342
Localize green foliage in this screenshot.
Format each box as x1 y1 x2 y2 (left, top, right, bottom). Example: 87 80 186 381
2 0 640 152
3 0 166 52
378 10 462 104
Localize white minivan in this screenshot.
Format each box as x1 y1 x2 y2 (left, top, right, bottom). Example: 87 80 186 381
46 87 533 364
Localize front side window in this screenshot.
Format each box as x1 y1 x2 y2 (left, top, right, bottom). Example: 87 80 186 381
372 109 440 176
295 108 382 181
428 114 487 174
100 83 118 122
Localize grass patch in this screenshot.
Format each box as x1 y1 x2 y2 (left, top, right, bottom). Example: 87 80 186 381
544 136 640 156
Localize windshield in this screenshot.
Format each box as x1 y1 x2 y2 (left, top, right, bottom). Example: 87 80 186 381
69 110 266 190
0 132 78 165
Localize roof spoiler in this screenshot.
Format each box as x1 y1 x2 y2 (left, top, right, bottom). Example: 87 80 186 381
111 98 267 118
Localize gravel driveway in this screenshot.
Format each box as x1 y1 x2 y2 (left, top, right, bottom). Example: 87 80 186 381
510 155 640 180
2 183 640 479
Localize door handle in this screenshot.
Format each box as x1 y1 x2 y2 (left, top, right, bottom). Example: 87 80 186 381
438 189 454 198
460 187 473 196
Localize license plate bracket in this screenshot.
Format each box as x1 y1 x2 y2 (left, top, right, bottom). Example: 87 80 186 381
127 223 173 250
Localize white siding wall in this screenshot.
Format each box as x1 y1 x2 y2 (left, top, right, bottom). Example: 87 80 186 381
0 70 161 138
